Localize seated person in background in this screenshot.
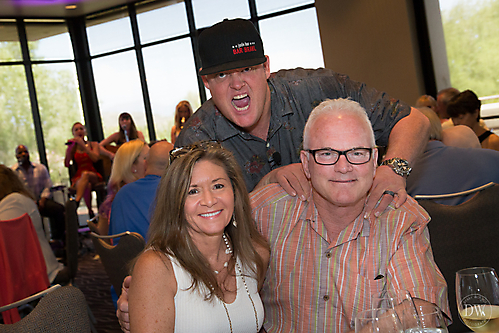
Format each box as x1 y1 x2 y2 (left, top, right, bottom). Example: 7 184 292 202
407 107 499 205
11 144 65 242
90 139 149 236
0 165 69 284
128 142 270 332
415 94 437 110
100 112 145 160
441 125 481 149
170 101 193 145
64 122 102 218
117 99 447 333
436 87 460 127
109 140 173 240
447 89 499 151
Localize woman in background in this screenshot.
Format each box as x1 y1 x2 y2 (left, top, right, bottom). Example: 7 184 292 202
100 112 145 160
447 89 499 151
89 139 149 235
129 142 269 332
0 165 69 284
170 101 193 145
65 122 102 218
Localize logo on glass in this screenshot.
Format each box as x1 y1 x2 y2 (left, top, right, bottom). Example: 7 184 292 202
459 294 492 329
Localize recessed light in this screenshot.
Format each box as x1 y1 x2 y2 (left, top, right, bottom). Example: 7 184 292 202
65 4 77 10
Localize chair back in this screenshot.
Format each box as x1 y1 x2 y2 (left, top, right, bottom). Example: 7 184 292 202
0 213 49 324
65 200 80 284
90 231 145 297
0 286 91 332
417 183 499 333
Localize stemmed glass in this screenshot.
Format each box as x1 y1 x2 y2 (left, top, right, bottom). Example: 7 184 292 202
355 308 404 333
456 267 499 333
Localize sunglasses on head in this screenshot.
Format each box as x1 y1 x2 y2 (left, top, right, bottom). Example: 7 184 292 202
169 140 222 163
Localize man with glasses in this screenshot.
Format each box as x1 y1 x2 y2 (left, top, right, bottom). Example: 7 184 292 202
177 18 430 219
251 99 449 332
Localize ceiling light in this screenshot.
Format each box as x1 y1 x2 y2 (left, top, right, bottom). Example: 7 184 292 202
65 4 77 10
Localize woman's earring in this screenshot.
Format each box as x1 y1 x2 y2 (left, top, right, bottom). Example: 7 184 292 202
232 215 237 228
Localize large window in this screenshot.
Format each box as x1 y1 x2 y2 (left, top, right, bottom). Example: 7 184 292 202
0 0 323 183
439 0 499 131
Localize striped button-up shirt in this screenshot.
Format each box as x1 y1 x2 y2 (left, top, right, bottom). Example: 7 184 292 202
251 184 449 333
11 162 53 200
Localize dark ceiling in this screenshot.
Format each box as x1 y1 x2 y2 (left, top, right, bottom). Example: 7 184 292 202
0 0 135 18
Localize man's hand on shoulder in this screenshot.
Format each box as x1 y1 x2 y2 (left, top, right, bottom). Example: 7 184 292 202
254 163 310 201
364 166 407 218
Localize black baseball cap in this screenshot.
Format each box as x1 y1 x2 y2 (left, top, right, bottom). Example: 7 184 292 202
198 18 267 76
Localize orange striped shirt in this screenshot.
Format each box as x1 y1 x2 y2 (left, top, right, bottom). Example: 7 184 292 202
251 184 449 333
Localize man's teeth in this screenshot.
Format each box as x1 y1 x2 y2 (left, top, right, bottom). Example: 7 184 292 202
232 94 249 111
201 211 220 217
233 94 247 100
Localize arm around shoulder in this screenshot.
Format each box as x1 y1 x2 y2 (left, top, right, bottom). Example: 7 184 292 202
129 250 176 333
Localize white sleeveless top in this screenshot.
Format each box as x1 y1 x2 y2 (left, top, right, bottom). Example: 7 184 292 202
169 254 264 333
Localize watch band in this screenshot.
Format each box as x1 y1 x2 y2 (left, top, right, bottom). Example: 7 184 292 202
380 157 412 177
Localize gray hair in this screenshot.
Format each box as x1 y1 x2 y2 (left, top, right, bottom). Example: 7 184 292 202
303 98 375 149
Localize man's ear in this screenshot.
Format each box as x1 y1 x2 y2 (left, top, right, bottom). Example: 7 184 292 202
300 150 311 179
263 55 271 79
372 147 379 177
201 74 210 89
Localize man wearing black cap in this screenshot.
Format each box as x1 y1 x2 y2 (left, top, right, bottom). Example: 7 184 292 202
176 18 429 218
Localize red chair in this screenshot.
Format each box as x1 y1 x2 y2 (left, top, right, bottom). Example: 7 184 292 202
0 213 50 323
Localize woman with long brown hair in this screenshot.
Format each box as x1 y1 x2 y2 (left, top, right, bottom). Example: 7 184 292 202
100 112 145 160
129 142 269 332
64 122 102 218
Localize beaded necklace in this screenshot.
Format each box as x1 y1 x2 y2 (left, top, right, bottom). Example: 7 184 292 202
218 233 259 333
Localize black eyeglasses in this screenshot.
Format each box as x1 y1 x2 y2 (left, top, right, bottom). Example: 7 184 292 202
306 147 374 165
169 140 222 163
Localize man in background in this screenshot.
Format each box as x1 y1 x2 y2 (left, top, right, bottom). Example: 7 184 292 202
11 144 65 242
437 87 460 127
109 141 173 240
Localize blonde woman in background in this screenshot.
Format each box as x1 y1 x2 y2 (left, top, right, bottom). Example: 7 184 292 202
170 101 193 145
90 139 149 235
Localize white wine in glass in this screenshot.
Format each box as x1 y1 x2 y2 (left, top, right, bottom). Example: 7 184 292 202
456 267 499 333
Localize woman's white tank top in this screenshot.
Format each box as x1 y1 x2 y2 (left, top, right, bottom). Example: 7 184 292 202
169 255 264 333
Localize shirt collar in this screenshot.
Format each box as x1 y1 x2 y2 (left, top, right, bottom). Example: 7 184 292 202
303 196 371 248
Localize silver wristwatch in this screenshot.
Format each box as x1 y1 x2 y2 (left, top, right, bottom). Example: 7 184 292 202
380 158 412 177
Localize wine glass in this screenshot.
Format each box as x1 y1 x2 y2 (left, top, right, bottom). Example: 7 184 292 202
355 308 404 333
456 267 499 333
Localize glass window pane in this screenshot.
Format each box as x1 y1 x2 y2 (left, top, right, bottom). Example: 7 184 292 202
136 1 189 44
0 21 22 62
192 0 250 29
255 0 314 16
32 63 83 184
92 51 149 141
259 8 324 72
86 13 134 56
25 20 73 61
142 38 201 142
0 65 39 168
